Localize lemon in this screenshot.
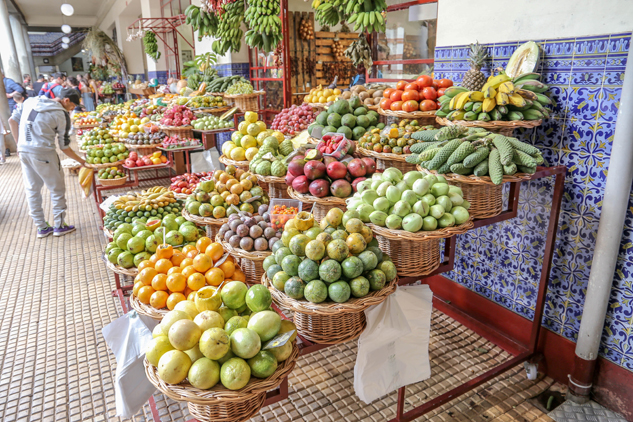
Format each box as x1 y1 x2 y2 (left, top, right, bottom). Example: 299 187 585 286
223 143 235 156
318 96 327 103
326 95 336 102
244 111 258 124
230 147 246 161
245 147 259 161
121 123 130 132
231 131 243 143
255 121 267 132
333 88 342 95
238 121 249 135
246 123 261 137
241 135 257 149
323 89 333 97
130 125 139 133
271 131 285 143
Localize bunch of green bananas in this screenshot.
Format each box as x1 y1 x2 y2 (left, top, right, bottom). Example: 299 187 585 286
184 5 219 41
143 31 160 61
313 0 341 27
212 1 244 55
313 0 386 33
244 0 282 52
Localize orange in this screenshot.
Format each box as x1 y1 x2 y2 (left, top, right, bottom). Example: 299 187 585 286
138 268 158 286
166 292 186 310
186 249 199 260
187 291 196 301
182 245 197 255
205 243 224 261
151 274 168 291
180 257 194 268
166 273 187 292
155 258 173 274
167 266 183 275
149 254 160 264
219 172 230 184
225 255 236 264
218 260 235 278
205 267 225 286
134 274 141 285
229 183 243 195
138 286 156 304
188 272 206 290
196 237 212 253
232 269 246 283
171 251 186 266
226 179 238 190
193 254 213 273
184 287 193 298
181 265 198 279
133 281 144 297
150 291 169 309
156 244 173 259
137 260 154 271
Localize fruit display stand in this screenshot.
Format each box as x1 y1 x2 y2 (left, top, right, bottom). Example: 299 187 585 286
182 208 228 239
123 161 174 188
419 168 534 219
129 87 156 98
143 343 299 422
254 174 290 199
356 146 418 173
262 274 398 344
158 145 203 175
286 187 347 222
224 92 264 112
216 235 271 283
84 160 125 169
435 116 542 136
161 125 194 139
192 128 234 151
377 108 438 125
218 154 249 171
124 143 162 156
367 221 474 277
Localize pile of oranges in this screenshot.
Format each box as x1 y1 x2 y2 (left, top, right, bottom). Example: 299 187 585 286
132 236 245 310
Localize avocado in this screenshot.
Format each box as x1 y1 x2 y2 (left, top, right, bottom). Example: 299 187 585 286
323 125 337 135
352 126 367 140
356 115 370 128
354 107 368 116
348 96 362 109
341 114 357 128
330 99 351 115
308 124 324 136
316 111 328 126
366 113 378 126
327 112 342 128
337 126 353 139
368 110 379 120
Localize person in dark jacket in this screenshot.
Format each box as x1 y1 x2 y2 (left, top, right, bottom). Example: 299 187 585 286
32 74 46 96
4 77 26 110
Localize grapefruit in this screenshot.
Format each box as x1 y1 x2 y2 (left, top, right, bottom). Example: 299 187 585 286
188 358 220 389
220 357 251 390
230 328 261 359
199 327 230 360
168 319 202 351
146 336 175 367
158 350 191 384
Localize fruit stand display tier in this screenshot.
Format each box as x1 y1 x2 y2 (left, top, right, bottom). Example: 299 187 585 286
287 187 347 222
435 116 542 136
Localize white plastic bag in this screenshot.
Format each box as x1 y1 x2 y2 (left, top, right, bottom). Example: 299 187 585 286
354 285 433 404
191 149 220 173
102 311 158 418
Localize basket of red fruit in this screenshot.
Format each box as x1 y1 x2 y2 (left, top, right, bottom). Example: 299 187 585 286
377 76 453 122
161 136 201 150
159 104 196 138
169 172 213 198
269 103 318 137
113 82 126 94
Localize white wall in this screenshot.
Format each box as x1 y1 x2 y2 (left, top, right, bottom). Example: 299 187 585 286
437 0 633 46
58 51 92 77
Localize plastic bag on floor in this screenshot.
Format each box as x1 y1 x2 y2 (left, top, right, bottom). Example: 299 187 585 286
102 310 159 418
354 285 433 404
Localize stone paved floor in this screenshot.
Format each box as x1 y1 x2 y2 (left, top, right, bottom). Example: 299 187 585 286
0 152 554 422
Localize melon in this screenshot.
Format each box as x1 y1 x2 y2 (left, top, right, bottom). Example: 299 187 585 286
505 41 540 78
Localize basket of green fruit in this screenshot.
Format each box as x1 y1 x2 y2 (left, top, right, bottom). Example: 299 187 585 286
96 166 128 186
261 208 399 344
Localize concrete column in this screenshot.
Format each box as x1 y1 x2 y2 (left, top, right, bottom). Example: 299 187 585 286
21 24 35 79
9 14 31 80
0 0 22 82
0 67 16 151
140 0 168 83
115 14 145 77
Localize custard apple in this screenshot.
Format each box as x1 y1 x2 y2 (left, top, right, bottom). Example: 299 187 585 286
259 145 274 155
249 159 260 172
271 160 287 177
263 136 279 151
256 161 272 176
279 140 293 156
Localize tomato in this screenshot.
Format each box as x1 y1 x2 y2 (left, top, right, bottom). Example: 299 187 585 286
422 87 437 100
390 90 404 102
396 80 408 91
379 98 393 110
438 79 454 88
436 101 442 109
416 75 433 87
401 90 420 102
404 82 419 91
383 88 395 99
420 99 437 111
402 100 419 112
432 79 440 90
390 101 403 111
437 88 446 97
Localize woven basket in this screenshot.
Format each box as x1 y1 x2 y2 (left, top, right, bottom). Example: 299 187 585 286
172 192 190 200
97 176 128 187
262 274 398 344
105 259 139 277
124 143 162 155
255 174 290 199
224 92 264 112
144 343 299 422
378 108 436 120
435 117 542 136
129 294 168 321
286 187 347 221
85 159 125 169
219 155 249 171
368 221 474 277
161 126 194 138
356 146 418 173
182 209 227 239
216 235 271 284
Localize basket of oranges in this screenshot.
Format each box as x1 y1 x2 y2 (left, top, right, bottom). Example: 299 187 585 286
129 237 245 321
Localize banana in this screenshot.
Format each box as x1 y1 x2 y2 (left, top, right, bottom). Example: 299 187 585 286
515 80 549 93
508 94 527 107
512 72 541 84
481 72 512 92
534 93 552 105
497 81 515 95
455 92 472 109
449 91 468 110
467 91 484 102
522 109 544 120
495 92 509 106
444 86 468 98
507 111 524 121
482 98 496 113
516 88 538 101
483 86 497 99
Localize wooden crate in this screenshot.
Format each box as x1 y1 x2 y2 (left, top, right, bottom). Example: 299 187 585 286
314 32 358 89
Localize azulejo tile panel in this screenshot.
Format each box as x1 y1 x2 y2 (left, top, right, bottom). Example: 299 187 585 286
435 32 633 372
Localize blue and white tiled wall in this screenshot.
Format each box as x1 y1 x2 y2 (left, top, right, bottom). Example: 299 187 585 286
434 33 632 371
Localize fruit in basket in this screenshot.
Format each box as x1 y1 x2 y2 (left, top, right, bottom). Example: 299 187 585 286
192 115 233 130
188 358 221 389
358 120 435 154
462 42 488 92
160 104 197 127
270 104 317 136
85 143 129 165
126 129 166 145
158 350 192 384
309 98 379 141
303 85 341 104
199 327 230 360
97 167 126 180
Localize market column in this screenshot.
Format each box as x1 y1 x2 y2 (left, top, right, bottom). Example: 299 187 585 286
0 0 22 82
21 25 35 80
9 14 32 80
140 0 169 84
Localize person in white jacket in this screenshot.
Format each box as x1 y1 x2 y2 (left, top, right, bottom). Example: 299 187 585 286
9 88 86 238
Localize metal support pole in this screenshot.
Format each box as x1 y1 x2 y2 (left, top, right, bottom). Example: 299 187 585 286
0 1 22 82
569 45 633 401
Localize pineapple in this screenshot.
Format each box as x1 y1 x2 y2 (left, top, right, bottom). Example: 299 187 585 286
462 42 488 92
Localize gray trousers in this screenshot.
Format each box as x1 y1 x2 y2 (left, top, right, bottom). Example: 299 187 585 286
19 150 67 229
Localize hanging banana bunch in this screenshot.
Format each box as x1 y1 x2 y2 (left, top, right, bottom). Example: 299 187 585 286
244 0 282 53
344 33 373 71
184 4 219 41
313 0 341 27
313 0 386 33
212 0 244 55
143 31 161 61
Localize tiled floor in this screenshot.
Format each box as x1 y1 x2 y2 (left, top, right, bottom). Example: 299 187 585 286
0 152 555 422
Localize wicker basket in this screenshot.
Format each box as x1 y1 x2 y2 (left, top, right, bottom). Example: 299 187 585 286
216 235 271 284
182 208 228 239
224 92 264 112
367 221 474 277
435 117 542 136
262 274 398 344
105 259 139 277
172 192 190 200
124 143 162 156
377 108 436 120
356 146 418 173
286 187 347 222
97 176 128 187
255 175 290 199
219 155 249 171
129 294 168 320
161 126 194 138
418 168 534 219
144 342 299 422
85 159 125 169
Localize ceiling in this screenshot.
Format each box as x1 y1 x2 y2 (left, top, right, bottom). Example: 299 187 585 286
11 0 107 28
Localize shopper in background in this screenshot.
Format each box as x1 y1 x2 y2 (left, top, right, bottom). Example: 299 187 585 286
77 75 95 111
4 76 26 111
39 73 65 98
8 88 86 238
32 75 46 97
0 117 8 165
13 92 24 110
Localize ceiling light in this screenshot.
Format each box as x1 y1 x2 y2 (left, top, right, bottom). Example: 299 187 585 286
62 43 69 49
61 24 71 34
61 4 74 16
62 36 70 43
